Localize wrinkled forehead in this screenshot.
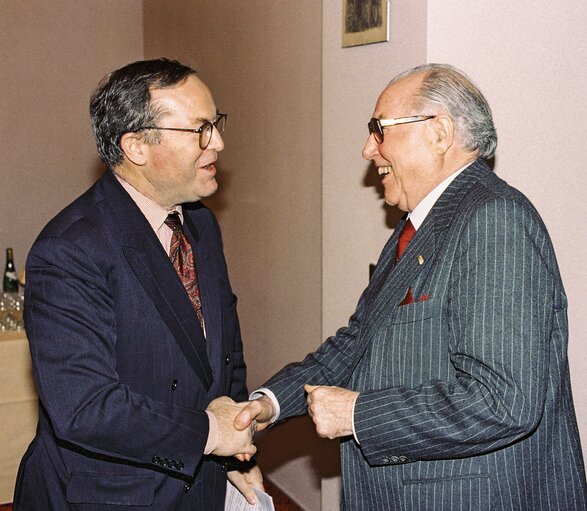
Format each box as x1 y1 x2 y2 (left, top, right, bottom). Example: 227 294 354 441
150 75 217 123
373 74 424 117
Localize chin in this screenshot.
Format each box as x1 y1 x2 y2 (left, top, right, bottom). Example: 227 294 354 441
197 185 218 200
384 196 398 207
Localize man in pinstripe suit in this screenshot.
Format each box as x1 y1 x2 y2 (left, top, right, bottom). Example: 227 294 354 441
236 64 587 509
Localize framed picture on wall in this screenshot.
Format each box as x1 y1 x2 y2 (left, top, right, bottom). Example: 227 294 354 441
342 0 389 48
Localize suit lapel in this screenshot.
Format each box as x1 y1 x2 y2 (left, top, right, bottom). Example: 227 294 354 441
356 160 492 364
100 172 213 390
183 211 223 380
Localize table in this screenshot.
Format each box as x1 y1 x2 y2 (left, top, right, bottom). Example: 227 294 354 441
0 331 37 504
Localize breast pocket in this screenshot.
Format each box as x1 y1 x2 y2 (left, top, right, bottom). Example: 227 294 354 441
391 298 435 325
379 298 450 386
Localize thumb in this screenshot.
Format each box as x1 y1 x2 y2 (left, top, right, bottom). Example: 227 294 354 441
242 487 257 506
234 404 253 431
229 472 258 506
304 384 319 394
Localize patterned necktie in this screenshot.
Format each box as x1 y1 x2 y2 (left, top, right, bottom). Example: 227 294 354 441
165 213 205 332
396 219 416 261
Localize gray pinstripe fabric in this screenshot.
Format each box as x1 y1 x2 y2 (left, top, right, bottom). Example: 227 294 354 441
265 160 587 510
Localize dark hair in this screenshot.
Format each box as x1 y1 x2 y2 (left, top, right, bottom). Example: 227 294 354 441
90 58 197 168
389 64 498 160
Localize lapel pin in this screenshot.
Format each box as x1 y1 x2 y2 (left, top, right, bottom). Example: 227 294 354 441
418 255 424 265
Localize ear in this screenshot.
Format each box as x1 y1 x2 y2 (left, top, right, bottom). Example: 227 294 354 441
431 115 454 155
119 132 148 166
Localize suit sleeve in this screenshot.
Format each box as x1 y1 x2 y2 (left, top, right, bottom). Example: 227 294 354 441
25 235 209 478
261 232 399 420
353 197 559 464
263 279 375 420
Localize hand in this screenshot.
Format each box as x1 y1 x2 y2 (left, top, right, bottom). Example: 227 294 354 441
227 465 264 505
206 396 256 457
304 384 359 439
234 396 276 433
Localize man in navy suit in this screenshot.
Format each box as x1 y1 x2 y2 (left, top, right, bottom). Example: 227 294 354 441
15 59 261 510
237 64 587 509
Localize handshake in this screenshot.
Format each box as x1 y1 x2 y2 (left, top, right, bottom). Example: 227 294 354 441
206 384 360 458
205 395 276 458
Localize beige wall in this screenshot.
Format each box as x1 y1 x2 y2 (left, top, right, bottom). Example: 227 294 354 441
321 1 429 507
322 1 428 346
0 0 143 272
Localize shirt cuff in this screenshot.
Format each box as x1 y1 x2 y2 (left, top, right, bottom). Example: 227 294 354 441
351 393 360 445
204 410 218 455
249 388 280 424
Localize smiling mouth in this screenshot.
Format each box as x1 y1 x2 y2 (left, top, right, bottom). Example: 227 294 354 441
377 166 392 176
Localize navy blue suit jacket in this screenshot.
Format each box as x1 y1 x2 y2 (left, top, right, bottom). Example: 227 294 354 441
15 170 247 510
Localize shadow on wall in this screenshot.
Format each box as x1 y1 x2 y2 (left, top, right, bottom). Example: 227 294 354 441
362 156 497 230
362 161 404 229
256 415 341 487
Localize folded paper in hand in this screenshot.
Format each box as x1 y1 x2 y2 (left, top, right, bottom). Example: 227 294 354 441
225 481 275 510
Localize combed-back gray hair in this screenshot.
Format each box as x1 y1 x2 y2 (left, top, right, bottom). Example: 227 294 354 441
389 64 497 160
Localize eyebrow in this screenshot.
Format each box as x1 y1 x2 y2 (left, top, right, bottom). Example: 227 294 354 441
193 111 221 124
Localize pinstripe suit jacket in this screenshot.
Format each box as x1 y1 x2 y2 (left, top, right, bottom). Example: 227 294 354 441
264 160 587 510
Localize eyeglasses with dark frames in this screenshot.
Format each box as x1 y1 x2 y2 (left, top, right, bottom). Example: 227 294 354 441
368 115 436 144
135 113 227 150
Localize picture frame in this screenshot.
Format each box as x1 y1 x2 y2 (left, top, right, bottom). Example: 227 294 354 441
342 0 389 48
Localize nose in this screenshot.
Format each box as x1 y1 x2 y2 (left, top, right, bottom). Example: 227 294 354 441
362 133 379 161
208 125 225 152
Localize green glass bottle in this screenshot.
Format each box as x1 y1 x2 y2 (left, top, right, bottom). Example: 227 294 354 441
3 248 19 293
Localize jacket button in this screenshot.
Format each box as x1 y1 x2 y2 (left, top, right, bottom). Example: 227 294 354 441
171 379 178 391
184 483 191 493
399 455 407 462
177 461 184 471
152 455 160 464
225 355 230 365
382 456 390 463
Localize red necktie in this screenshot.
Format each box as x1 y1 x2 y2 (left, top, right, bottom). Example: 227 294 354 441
165 213 205 332
396 219 416 261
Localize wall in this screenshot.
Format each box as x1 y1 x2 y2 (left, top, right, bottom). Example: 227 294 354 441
321 1 428 507
143 2 324 509
0 0 143 272
427 0 587 464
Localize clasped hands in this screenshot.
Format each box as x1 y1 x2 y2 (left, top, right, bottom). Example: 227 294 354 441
230 384 359 441
207 384 359 458
207 386 357 504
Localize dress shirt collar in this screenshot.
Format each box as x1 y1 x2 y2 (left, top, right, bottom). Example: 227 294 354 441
408 162 472 230
115 173 183 230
